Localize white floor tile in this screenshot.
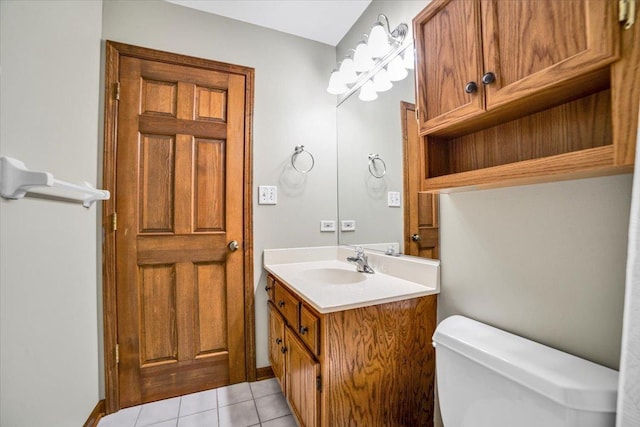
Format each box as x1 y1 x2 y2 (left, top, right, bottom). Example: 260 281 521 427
180 389 218 416
146 420 178 427
178 409 218 427
98 405 141 427
249 378 282 399
255 393 290 422
217 400 259 427
261 415 298 427
217 382 253 407
136 397 181 426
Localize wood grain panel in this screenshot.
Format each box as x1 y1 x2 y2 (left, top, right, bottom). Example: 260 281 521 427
137 234 227 264
274 284 300 330
140 59 230 89
141 79 177 116
139 264 177 366
299 305 320 356
195 262 227 356
139 115 227 140
415 0 485 129
429 89 612 176
324 297 436 426
418 193 438 227
491 0 586 86
195 139 225 232
268 303 286 393
197 87 227 122
286 327 319 427
139 134 175 233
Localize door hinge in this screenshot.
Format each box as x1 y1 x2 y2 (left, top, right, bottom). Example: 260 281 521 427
620 0 636 30
112 212 117 231
115 344 120 364
316 375 322 392
114 82 121 100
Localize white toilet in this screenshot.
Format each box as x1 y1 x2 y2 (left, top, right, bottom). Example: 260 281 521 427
433 315 619 427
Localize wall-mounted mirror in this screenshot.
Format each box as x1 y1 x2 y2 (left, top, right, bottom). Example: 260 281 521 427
335 1 424 255
336 74 414 253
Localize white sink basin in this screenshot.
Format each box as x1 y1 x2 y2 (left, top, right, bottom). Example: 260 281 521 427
302 267 367 285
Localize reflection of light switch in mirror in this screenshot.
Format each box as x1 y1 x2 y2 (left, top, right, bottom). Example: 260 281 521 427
341 220 356 231
388 191 401 207
258 185 277 205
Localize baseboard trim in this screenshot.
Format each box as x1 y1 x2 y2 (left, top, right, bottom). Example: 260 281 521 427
83 399 105 427
256 366 274 381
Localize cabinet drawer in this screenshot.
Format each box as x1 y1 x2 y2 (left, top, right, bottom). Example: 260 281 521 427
265 275 276 302
299 304 320 356
274 283 299 328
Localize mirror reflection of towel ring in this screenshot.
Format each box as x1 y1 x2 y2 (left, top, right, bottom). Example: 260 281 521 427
368 154 386 178
291 145 315 173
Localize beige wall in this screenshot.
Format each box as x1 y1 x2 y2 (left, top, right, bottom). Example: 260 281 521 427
0 1 104 426
101 0 338 371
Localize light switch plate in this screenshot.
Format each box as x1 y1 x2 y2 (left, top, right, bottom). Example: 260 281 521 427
320 220 336 232
388 191 401 207
341 220 356 232
258 185 277 205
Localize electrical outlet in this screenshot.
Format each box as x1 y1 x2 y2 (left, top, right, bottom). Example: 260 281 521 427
341 220 356 232
320 220 336 232
388 191 401 207
258 185 277 205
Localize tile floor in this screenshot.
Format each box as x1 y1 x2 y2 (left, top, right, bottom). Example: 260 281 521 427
98 379 297 427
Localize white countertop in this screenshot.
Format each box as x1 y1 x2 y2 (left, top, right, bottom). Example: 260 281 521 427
263 246 440 314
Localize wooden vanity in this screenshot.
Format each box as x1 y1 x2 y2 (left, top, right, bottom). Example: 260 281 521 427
266 273 437 427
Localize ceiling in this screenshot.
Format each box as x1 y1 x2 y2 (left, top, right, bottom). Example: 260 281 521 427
165 0 372 46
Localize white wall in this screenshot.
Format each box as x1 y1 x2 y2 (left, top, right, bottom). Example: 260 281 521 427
439 174 632 370
101 0 338 370
0 1 103 426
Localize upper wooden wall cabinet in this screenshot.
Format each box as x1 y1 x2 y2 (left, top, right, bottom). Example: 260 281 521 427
413 0 639 192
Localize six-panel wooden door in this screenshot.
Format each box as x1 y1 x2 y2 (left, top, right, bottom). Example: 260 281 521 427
115 55 247 407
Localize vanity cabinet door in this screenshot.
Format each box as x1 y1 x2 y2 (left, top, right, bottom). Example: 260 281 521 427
285 327 320 427
265 275 276 303
274 283 300 329
268 303 286 392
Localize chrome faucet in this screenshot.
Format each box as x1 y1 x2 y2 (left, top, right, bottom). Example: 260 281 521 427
347 247 375 274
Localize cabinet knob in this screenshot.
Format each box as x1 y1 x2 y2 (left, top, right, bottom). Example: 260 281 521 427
278 300 285 308
265 285 271 292
482 72 496 85
299 326 308 335
411 233 420 242
281 346 288 354
464 81 478 94
276 338 282 345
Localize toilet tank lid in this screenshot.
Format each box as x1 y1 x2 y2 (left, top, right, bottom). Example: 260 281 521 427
433 315 618 412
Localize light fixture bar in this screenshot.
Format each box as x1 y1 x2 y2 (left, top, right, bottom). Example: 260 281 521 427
336 40 413 107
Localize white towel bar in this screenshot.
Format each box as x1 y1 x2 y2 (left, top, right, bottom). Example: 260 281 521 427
0 156 110 208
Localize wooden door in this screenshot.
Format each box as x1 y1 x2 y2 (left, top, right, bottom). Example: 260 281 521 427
413 0 485 134
268 303 286 392
114 53 248 407
480 0 619 111
285 328 320 427
402 102 440 258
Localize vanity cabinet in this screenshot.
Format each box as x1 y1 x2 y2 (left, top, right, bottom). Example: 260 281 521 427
266 273 437 427
413 0 638 192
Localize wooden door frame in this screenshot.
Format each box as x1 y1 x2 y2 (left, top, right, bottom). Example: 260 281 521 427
102 41 255 414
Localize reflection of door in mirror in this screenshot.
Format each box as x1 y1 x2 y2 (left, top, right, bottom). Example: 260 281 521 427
402 101 439 259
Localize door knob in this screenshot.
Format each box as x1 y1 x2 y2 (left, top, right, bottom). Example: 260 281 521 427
228 240 239 251
411 234 420 242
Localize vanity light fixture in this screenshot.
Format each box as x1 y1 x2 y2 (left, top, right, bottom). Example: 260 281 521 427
327 14 413 104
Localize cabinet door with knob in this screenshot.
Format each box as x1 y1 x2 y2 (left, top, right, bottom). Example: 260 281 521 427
268 303 286 392
414 0 619 136
285 327 320 427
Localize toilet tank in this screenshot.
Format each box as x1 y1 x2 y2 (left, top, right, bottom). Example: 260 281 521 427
433 316 618 427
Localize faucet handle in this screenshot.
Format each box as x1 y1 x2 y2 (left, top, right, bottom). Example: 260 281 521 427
355 246 364 256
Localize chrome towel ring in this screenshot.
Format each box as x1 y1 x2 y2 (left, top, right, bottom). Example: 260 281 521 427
368 154 386 178
291 145 315 173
